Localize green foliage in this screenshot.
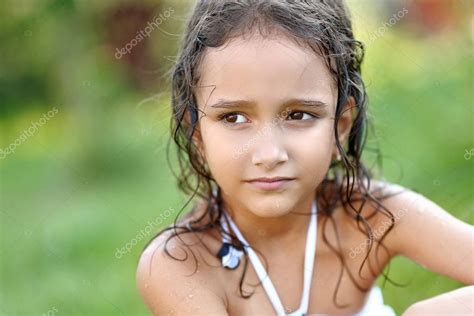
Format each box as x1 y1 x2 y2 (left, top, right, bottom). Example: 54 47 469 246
1 1 472 314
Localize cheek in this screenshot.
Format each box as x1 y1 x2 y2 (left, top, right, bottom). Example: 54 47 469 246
286 121 334 180
199 123 244 181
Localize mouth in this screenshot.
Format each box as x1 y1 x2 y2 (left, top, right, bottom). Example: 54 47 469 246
245 177 295 191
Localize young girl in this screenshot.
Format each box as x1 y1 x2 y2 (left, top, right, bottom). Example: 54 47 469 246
136 1 473 315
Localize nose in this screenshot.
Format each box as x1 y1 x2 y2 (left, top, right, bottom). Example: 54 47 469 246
251 123 289 170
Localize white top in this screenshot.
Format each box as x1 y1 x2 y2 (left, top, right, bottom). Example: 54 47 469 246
220 200 317 315
217 195 397 316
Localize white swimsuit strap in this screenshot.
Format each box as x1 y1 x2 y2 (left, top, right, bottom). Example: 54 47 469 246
220 200 318 316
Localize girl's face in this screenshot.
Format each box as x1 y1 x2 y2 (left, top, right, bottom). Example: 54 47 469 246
194 32 352 218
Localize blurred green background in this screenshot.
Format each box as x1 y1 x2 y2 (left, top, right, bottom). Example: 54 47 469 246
0 0 472 315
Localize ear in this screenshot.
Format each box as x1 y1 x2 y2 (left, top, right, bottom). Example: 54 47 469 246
333 96 355 156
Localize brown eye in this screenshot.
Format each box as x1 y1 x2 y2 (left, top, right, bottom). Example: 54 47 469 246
219 112 248 124
287 111 315 121
225 114 238 123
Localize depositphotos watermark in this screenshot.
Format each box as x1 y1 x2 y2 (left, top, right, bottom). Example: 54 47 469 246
349 208 408 259
42 306 58 316
115 7 175 59
115 207 175 259
366 7 409 44
464 148 474 160
0 107 59 159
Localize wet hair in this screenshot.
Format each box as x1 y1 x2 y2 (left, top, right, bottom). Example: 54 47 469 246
143 0 407 309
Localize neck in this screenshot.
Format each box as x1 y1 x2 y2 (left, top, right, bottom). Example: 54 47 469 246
221 194 316 252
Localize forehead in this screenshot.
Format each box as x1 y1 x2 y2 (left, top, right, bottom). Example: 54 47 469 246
195 33 337 109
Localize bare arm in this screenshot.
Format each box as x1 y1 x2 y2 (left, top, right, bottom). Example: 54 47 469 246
136 235 229 315
379 185 474 314
402 285 474 315
384 186 474 284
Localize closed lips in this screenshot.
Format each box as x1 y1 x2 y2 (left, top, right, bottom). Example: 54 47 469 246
247 177 295 182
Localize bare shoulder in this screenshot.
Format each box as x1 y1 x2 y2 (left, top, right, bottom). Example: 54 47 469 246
136 203 229 315
338 179 408 228
351 179 431 243
363 180 474 284
331 180 408 270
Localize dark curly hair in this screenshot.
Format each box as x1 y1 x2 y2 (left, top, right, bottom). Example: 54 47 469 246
143 0 406 309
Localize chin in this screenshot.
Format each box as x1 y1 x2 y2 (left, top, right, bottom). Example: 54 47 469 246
252 209 289 218
247 196 294 218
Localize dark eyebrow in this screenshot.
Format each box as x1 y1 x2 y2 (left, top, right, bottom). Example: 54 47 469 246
209 98 330 110
209 99 256 109
282 98 330 109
